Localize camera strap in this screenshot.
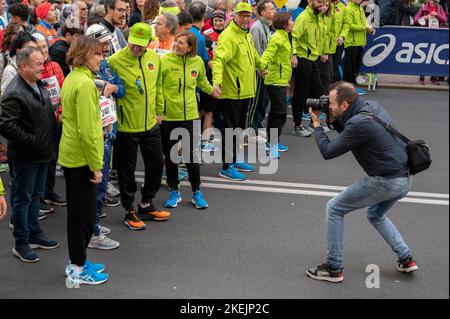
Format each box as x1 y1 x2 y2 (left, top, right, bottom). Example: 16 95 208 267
357 111 411 144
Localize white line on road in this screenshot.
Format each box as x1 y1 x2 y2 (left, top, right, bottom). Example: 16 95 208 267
134 173 449 206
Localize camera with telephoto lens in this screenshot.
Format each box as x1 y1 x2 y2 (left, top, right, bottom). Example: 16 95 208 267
306 95 330 114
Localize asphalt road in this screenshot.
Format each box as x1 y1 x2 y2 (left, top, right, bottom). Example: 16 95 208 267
0 88 448 299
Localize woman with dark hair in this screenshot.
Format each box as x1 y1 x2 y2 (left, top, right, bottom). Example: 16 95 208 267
130 0 160 26
260 12 294 159
60 36 108 286
0 22 25 93
157 31 219 209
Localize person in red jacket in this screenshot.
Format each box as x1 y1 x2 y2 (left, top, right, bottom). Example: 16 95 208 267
32 32 67 208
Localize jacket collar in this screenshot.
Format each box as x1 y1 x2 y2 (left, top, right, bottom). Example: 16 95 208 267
73 66 97 80
16 73 46 102
123 46 148 60
339 97 368 125
39 19 53 30
229 19 250 36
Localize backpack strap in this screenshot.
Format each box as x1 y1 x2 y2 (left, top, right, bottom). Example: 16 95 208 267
358 111 411 144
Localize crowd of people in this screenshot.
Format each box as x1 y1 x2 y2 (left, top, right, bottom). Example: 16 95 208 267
0 0 428 286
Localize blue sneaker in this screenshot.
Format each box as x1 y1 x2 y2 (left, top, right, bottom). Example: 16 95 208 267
66 259 105 276
178 168 189 181
29 236 59 250
355 86 366 95
13 245 40 263
277 143 288 152
201 142 218 152
319 113 327 121
192 191 208 209
234 162 254 172
67 265 109 286
267 144 280 159
165 189 182 208
219 166 246 181
302 112 311 121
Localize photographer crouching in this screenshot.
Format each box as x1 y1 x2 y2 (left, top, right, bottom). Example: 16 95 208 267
306 81 418 283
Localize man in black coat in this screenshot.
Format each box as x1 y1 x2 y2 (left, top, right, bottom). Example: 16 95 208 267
0 47 59 263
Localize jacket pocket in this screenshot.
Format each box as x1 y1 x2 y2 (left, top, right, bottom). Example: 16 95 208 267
236 76 241 97
119 105 124 124
280 64 282 79
164 100 167 114
178 78 182 94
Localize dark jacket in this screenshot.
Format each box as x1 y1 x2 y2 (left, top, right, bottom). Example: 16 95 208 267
314 97 409 178
380 0 416 26
49 39 71 77
0 74 56 163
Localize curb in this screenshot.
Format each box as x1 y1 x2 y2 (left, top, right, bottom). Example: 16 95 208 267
361 83 449 91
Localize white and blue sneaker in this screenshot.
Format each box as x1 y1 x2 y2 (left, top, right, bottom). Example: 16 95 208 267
219 166 246 181
234 162 254 172
65 259 105 276
165 189 182 208
302 112 311 121
355 86 366 95
67 265 109 286
277 143 288 152
178 168 189 181
201 142 218 152
267 144 280 159
192 191 208 209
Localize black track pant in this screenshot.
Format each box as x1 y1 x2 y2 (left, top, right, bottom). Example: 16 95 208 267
343 46 363 84
266 85 288 144
160 120 201 192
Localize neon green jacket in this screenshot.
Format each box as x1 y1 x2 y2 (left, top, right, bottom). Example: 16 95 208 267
107 46 163 133
292 6 323 61
342 2 367 48
320 12 336 55
260 29 293 86
0 178 4 196
59 66 104 171
212 20 264 100
157 53 213 121
333 1 347 39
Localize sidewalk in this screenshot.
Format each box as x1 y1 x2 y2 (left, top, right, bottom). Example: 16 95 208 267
360 74 449 91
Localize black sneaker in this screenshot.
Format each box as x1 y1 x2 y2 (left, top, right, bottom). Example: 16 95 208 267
43 193 67 207
124 210 146 230
98 212 107 219
109 170 119 184
13 245 40 263
29 236 59 250
38 210 47 221
39 202 54 214
306 263 344 283
397 257 418 273
102 195 120 207
137 202 170 221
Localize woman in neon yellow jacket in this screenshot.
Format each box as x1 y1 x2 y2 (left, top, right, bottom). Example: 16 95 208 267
156 31 219 210
260 12 294 159
0 178 6 221
58 36 109 286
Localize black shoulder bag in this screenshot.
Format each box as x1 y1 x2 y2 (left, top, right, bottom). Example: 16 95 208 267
359 111 432 175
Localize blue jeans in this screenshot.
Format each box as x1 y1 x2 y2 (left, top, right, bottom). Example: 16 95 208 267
94 133 114 236
326 176 413 269
11 161 48 246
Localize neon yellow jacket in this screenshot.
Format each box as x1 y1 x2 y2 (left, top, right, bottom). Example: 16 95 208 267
320 12 336 55
0 178 4 196
58 66 104 171
260 29 293 86
333 1 347 39
342 2 368 48
212 20 264 100
292 6 323 61
157 53 213 121
107 46 163 133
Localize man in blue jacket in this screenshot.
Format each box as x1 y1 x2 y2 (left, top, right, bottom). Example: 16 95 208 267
306 81 418 283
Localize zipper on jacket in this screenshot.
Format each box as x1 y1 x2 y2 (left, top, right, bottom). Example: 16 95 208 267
279 64 282 79
138 57 148 131
164 100 167 114
120 105 124 124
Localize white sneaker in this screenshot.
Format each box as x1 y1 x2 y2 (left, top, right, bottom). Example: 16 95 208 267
356 75 366 85
99 225 111 235
106 182 120 197
248 135 267 144
88 234 120 250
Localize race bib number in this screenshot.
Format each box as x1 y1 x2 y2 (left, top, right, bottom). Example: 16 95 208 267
100 96 117 127
110 32 122 53
429 18 439 29
155 48 171 56
41 75 61 107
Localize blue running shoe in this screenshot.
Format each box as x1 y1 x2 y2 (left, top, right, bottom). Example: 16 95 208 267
302 112 311 121
66 259 105 276
234 162 254 172
319 113 327 121
355 87 366 95
267 144 280 159
201 142 218 152
219 166 246 181
192 191 208 209
178 168 189 181
67 265 109 286
165 189 182 208
277 143 288 152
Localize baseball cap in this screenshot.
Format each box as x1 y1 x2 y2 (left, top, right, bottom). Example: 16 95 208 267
212 9 226 19
128 22 152 47
85 24 112 43
234 2 253 14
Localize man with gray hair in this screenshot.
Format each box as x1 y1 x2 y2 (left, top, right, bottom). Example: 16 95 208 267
0 47 59 263
149 12 178 55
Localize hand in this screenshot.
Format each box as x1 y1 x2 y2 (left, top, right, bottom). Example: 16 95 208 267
308 107 322 128
259 69 269 78
212 85 222 98
320 55 329 63
0 195 7 221
431 11 438 16
90 170 103 184
211 86 221 98
337 36 345 46
367 26 375 34
156 115 163 124
291 55 298 68
103 83 118 98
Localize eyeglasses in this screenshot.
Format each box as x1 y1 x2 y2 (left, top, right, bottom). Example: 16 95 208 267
114 8 127 13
